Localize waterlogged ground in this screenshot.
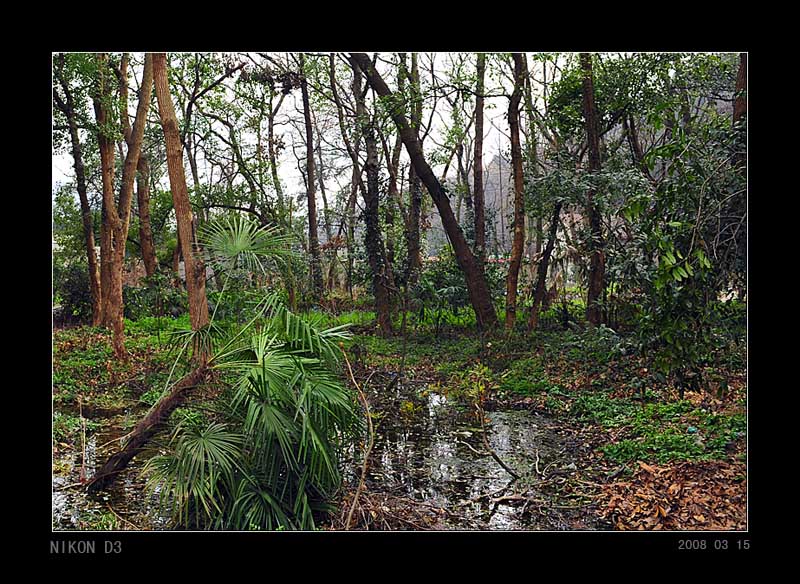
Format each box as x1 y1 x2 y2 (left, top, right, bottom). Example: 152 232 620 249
342 374 609 530
52 321 746 531
52 404 169 531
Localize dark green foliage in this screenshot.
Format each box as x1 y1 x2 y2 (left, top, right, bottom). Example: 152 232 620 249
53 262 93 323
123 272 188 321
144 309 360 530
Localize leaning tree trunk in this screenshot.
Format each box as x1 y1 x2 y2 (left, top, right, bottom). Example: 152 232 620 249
505 54 526 332
350 52 498 330
86 364 209 493
299 53 325 298
579 53 606 327
153 53 210 353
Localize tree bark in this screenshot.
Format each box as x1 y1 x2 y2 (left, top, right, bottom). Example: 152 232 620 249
473 53 487 266
153 53 210 351
405 53 423 287
299 53 325 298
350 57 393 334
53 56 102 326
732 52 747 172
350 52 498 330
135 155 157 278
505 54 526 331
528 202 562 330
86 364 209 493
580 53 606 326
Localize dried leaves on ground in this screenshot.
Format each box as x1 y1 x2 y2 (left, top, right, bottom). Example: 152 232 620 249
601 459 746 530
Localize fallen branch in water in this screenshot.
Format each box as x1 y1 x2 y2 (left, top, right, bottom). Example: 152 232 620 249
476 401 520 480
106 502 141 530
85 364 209 493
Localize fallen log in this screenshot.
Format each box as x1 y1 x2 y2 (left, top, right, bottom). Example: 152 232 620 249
86 364 208 493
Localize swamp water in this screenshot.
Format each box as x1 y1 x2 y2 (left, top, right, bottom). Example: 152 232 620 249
358 377 604 530
52 380 603 530
52 405 169 530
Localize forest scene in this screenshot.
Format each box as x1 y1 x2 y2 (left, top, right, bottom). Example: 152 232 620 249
52 51 747 532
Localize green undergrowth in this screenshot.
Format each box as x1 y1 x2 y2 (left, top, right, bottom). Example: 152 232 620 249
572 391 746 463
53 318 191 409
53 411 100 442
344 316 745 467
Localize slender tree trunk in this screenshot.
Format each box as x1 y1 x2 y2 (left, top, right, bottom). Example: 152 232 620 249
54 59 102 326
733 52 747 172
350 52 498 329
405 53 423 287
350 58 393 334
136 155 157 278
521 53 542 284
505 54 526 332
473 53 487 266
153 53 210 353
299 53 324 298
529 202 562 330
580 53 605 326
99 203 112 327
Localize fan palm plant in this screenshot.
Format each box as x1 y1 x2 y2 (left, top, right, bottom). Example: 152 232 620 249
144 216 361 530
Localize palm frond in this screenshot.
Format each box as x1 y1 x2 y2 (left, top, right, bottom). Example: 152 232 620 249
199 215 296 277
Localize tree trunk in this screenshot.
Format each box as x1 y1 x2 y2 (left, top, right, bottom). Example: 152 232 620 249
53 58 102 326
733 52 747 172
405 53 423 287
350 57 393 334
299 53 324 298
86 364 209 493
350 53 498 330
136 155 157 278
529 202 562 330
579 53 605 327
93 53 154 357
153 53 210 352
473 53 487 266
505 54 526 332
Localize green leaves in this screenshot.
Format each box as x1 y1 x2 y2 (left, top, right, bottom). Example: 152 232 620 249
199 215 296 277
147 293 359 531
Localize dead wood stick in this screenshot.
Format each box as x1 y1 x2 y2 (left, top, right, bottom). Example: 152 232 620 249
476 402 520 479
343 348 376 531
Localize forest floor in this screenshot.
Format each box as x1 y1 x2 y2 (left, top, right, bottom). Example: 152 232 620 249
52 315 747 531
